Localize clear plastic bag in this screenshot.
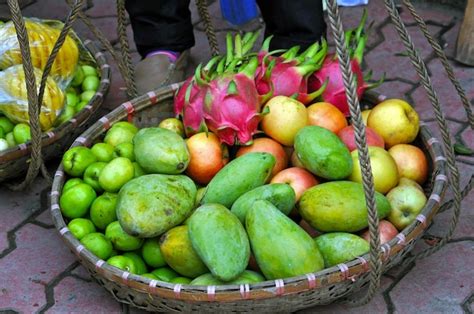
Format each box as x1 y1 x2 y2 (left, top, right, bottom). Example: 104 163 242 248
0 65 65 131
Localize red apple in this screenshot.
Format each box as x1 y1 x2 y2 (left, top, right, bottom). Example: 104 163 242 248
388 144 428 185
270 167 319 201
290 151 305 168
361 220 399 244
236 137 288 177
337 125 385 152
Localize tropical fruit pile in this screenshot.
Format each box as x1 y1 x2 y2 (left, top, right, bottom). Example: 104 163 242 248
0 19 100 152
58 13 430 286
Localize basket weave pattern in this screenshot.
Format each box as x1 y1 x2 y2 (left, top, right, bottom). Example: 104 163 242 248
50 85 447 312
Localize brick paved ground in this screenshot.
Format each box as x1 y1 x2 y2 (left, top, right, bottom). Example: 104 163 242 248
0 0 473 313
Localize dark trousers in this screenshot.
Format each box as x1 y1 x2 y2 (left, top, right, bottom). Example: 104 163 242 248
126 0 326 58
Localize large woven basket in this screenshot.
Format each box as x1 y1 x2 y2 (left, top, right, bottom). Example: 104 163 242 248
50 84 448 312
0 40 110 183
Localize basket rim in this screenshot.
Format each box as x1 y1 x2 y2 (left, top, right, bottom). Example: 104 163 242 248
0 39 111 163
50 85 448 303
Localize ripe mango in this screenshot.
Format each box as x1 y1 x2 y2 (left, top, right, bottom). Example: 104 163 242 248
298 181 391 233
246 200 324 280
314 232 369 267
201 152 275 208
294 125 352 180
188 203 250 281
116 174 196 238
231 183 296 224
159 225 208 278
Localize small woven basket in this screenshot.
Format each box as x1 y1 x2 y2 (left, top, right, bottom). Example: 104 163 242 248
50 85 447 312
0 40 110 183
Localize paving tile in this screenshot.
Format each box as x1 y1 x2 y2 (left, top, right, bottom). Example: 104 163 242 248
71 16 119 45
34 210 54 227
301 276 392 313
50 276 121 313
457 124 474 165
70 264 92 282
389 241 473 313
21 0 71 21
85 0 118 18
0 224 76 313
372 79 415 100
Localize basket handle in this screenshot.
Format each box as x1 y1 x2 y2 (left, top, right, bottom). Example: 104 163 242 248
5 0 84 190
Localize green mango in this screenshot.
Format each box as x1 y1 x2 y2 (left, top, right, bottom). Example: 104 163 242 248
294 125 352 180
298 181 391 233
231 183 296 224
190 270 265 285
134 127 189 174
314 232 369 267
201 152 275 208
116 174 196 237
188 203 250 281
159 225 208 278
246 200 324 280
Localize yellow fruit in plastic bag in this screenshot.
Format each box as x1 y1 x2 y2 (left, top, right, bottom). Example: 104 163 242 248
0 19 79 83
0 65 65 131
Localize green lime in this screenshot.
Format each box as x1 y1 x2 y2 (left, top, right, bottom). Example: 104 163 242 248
81 65 98 77
111 121 138 134
113 142 135 161
80 90 96 103
63 178 84 192
5 132 16 147
110 249 118 257
151 267 179 282
81 232 113 260
90 192 117 229
141 273 158 280
76 101 89 112
123 252 148 275
54 106 75 127
13 123 31 144
0 127 5 139
170 277 192 284
82 75 100 92
105 221 143 251
71 66 85 87
62 146 97 177
0 138 8 151
107 255 137 273
83 161 107 192
91 142 115 162
0 116 15 133
68 218 96 240
141 238 166 268
59 183 97 219
66 92 79 107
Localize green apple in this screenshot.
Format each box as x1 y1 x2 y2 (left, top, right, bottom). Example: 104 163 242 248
80 90 96 103
98 157 134 192
170 277 192 284
54 106 75 127
91 142 115 162
13 123 31 144
151 267 179 282
81 232 113 260
104 126 136 147
387 185 427 230
76 101 89 112
107 255 137 274
68 218 96 240
349 146 399 194
5 132 16 147
66 92 79 108
158 118 184 138
141 238 166 268
71 66 85 87
105 221 144 251
59 183 97 219
113 142 135 161
112 121 138 134
82 75 100 92
81 65 98 77
0 127 5 139
0 138 8 151
63 178 84 192
62 146 97 177
90 192 118 229
141 273 158 280
0 116 15 133
123 252 148 275
132 162 146 177
83 161 107 192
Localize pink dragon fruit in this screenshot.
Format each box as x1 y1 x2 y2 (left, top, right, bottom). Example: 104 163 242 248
203 57 263 145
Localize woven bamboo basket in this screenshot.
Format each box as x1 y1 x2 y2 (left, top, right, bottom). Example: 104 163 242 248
0 39 110 183
50 84 448 312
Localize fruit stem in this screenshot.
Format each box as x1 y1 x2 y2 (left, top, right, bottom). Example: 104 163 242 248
261 35 273 52
226 33 234 66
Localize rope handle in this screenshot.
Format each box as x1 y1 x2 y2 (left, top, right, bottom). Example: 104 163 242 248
196 0 220 56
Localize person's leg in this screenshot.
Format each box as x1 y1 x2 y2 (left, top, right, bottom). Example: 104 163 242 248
125 0 194 58
256 0 326 51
